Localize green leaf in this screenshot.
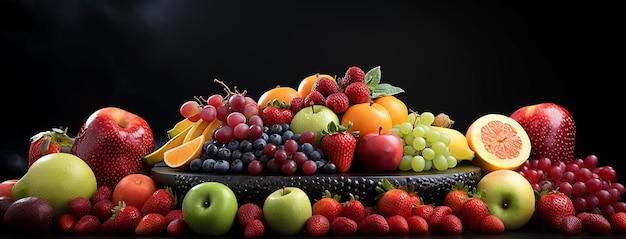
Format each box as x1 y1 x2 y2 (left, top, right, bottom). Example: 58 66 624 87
369 83 405 98
364 66 381 87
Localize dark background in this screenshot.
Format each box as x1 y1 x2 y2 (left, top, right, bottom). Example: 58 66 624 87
0 1 619 182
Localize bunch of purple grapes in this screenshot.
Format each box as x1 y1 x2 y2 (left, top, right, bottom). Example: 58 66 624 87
516 154 626 219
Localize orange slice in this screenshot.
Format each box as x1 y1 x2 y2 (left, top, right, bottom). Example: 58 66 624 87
164 135 205 169
465 114 531 173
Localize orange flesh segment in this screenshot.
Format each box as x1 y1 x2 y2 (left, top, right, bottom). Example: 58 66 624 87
480 120 523 160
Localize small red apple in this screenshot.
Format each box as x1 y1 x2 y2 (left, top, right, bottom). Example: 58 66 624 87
0 179 19 200
357 127 403 172
510 102 576 163
70 107 155 189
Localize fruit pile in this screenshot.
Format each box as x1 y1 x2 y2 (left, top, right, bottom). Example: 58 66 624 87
3 66 626 237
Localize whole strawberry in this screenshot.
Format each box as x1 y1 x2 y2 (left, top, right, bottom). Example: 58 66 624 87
305 214 330 237
261 99 294 127
140 187 177 216
237 203 264 231
312 190 343 223
330 216 358 236
359 213 390 235
312 76 339 97
320 121 358 173
375 178 413 219
510 102 576 162
135 213 168 236
341 193 365 224
112 201 142 234
536 189 576 231
344 82 370 105
442 181 470 215
73 215 100 235
387 215 409 235
340 66 365 91
457 196 489 232
611 212 626 234
324 92 349 114
28 127 74 167
578 212 611 234
481 214 505 234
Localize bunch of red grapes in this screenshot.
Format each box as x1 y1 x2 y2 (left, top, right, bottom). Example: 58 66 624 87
516 154 626 219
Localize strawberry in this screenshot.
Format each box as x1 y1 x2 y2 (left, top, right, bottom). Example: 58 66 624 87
578 212 611 234
91 199 114 223
237 203 264 231
73 215 100 235
324 92 349 114
559 215 582 235
441 214 463 235
312 190 343 223
289 96 305 113
610 212 626 234
135 213 168 236
320 121 358 173
387 215 409 235
481 214 505 234
364 206 377 216
375 178 413 219
428 205 453 233
99 217 116 233
91 185 112 203
330 216 357 236
311 76 339 97
140 187 176 216
68 196 92 219
165 209 183 222
535 189 576 230
412 204 434 220
28 127 74 166
305 214 330 237
359 213 390 235
340 66 365 91
167 218 191 236
243 218 265 238
510 102 576 162
406 215 429 235
112 201 142 234
457 196 489 232
56 213 76 234
341 193 365 224
344 82 370 105
261 99 294 126
303 91 326 106
442 181 470 215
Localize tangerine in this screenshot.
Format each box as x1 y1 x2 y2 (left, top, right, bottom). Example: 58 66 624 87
297 73 336 98
341 102 393 141
164 134 205 169
465 114 531 173
373 95 408 126
257 86 300 110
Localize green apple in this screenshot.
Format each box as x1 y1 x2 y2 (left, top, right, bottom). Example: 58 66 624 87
290 105 339 147
182 182 238 236
263 186 312 236
476 169 535 230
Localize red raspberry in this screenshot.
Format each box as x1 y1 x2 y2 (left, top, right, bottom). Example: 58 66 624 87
289 97 305 113
311 77 338 97
304 91 326 106
325 92 349 114
340 66 365 90
344 82 370 104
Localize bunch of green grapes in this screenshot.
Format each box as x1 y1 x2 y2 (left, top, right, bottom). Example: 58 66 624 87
390 112 457 172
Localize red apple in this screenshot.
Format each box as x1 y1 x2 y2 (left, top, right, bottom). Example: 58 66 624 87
510 102 576 163
70 107 155 189
357 128 403 172
0 179 18 200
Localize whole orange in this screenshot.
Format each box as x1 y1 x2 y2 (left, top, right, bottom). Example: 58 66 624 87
257 86 300 109
111 174 157 209
374 95 408 125
297 73 336 98
341 102 393 141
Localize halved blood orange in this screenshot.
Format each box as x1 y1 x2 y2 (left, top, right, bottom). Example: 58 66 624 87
164 135 205 169
465 114 531 173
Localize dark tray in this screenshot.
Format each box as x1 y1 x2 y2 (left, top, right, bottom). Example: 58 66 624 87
150 161 482 207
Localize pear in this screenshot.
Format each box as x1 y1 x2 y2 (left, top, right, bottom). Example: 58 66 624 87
11 153 97 219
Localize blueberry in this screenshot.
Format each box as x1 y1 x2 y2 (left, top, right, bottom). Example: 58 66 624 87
189 158 203 172
216 147 231 161
282 130 294 143
204 143 219 159
309 150 322 161
241 151 256 166
202 158 216 173
213 160 230 174
281 123 290 131
239 139 253 152
322 162 337 173
230 159 244 173
291 133 301 142
300 143 314 156
269 124 283 134
253 138 267 150
260 132 269 141
230 149 243 161
227 140 240 152
268 134 282 146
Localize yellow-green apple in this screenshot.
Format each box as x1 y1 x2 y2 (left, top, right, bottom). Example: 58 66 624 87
476 169 535 230
510 102 576 162
357 128 403 172
290 105 339 148
263 186 312 236
0 179 18 200
182 182 238 236
70 107 155 189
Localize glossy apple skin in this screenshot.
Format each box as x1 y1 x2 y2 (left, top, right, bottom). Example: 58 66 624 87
290 105 339 148
263 187 312 236
476 169 535 230
0 179 18 200
357 132 403 172
182 182 238 236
